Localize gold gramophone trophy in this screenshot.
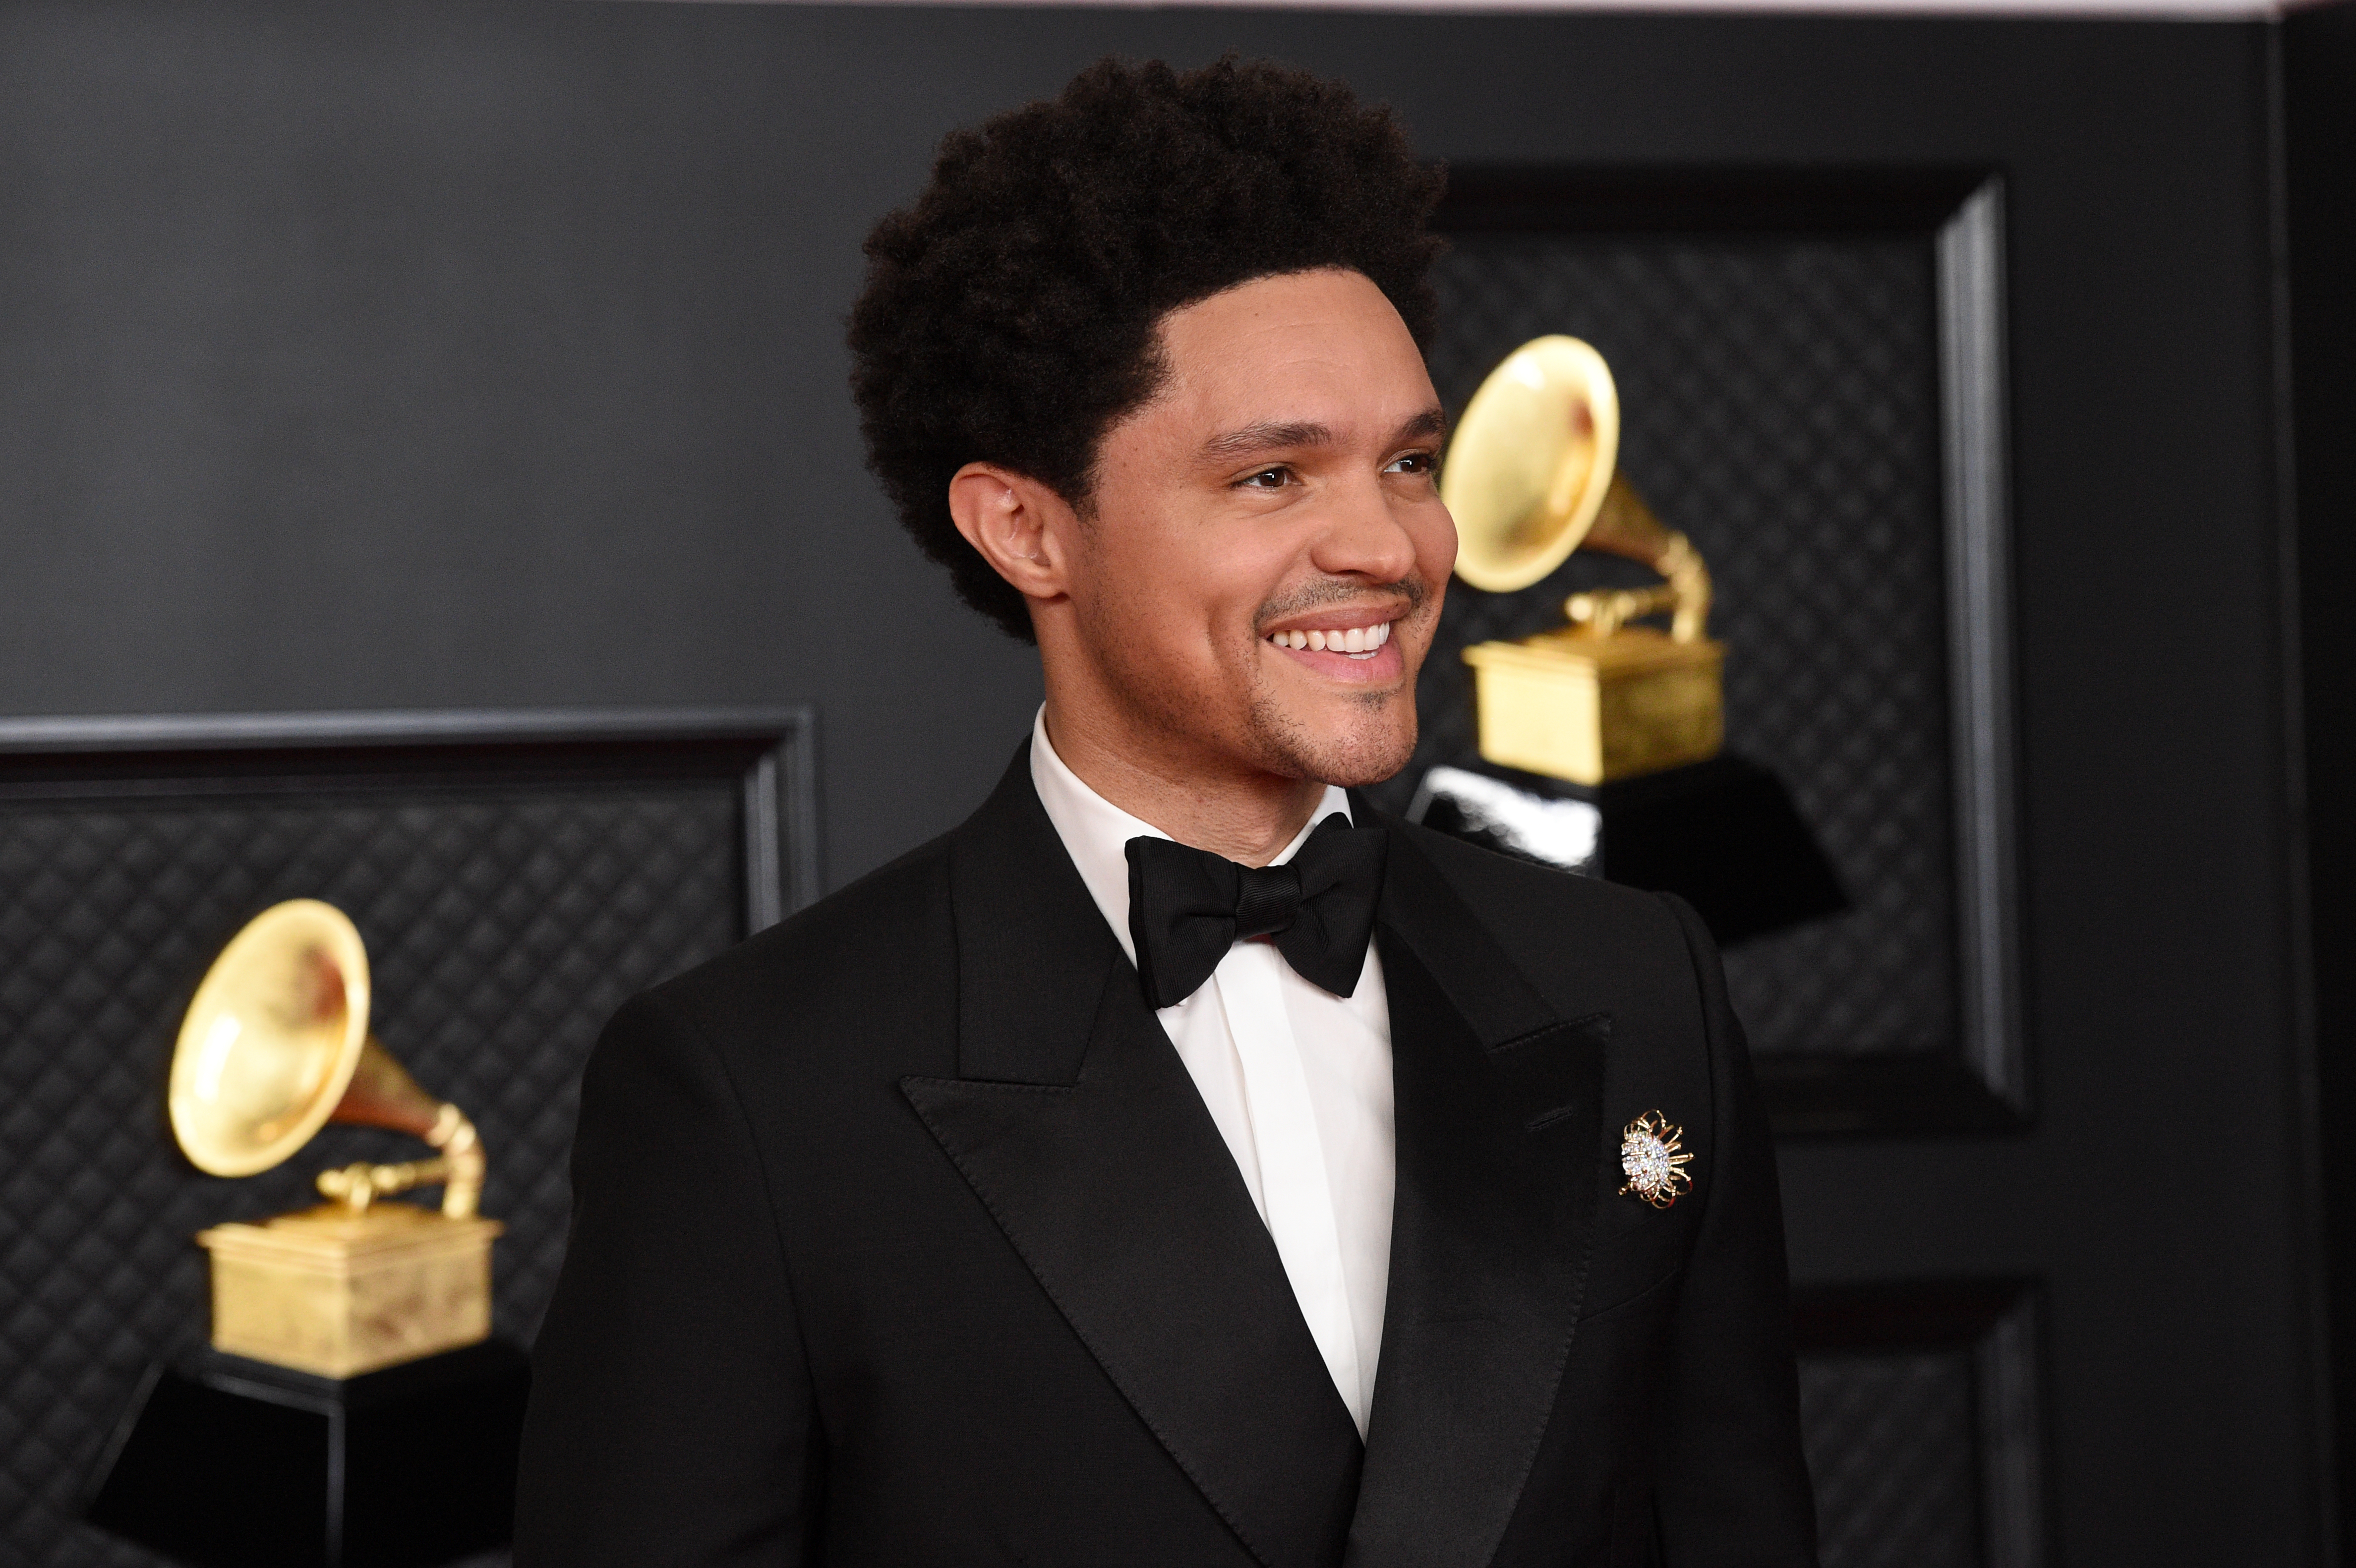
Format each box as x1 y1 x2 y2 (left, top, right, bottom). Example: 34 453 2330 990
1445 335 1724 785
169 898 500 1379
1416 334 1848 947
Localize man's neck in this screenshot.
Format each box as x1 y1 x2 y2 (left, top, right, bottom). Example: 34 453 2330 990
1041 702 1329 867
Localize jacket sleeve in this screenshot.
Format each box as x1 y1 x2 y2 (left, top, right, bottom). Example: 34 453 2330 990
1650 894 1820 1567
515 990 822 1566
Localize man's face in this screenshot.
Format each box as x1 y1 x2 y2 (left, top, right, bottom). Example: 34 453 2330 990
1067 267 1455 789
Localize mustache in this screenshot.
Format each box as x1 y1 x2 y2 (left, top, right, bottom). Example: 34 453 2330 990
1254 574 1429 631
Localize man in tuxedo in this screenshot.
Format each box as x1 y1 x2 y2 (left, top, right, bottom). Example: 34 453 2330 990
517 56 1817 1568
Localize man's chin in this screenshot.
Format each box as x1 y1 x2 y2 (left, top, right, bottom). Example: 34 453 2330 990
1254 701 1419 791
1318 755 1414 791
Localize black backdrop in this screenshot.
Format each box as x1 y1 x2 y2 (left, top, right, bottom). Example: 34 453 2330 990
0 2 2347 1565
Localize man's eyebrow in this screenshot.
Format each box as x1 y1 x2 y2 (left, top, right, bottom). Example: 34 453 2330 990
1198 420 1335 465
1195 406 1449 466
1395 406 1448 444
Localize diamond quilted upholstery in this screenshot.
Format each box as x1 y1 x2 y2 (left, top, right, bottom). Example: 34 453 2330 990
1799 1345 1983 1568
1 779 747 1567
1379 230 1960 1057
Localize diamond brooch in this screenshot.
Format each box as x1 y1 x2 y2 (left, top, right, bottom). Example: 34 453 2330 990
1618 1111 1694 1209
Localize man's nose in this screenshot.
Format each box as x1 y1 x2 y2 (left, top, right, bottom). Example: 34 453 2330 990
1308 473 1420 583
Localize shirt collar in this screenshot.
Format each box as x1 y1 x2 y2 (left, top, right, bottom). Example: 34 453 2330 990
1028 705 1352 969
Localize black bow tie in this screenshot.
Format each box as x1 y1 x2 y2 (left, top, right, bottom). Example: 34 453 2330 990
1124 813 1387 1010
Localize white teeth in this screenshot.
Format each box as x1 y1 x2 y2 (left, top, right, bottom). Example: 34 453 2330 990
1269 621 1394 654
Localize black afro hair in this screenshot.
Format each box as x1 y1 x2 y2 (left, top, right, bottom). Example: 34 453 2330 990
847 55 1447 641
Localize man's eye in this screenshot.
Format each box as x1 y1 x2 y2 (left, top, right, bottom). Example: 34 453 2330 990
1387 451 1436 475
1239 466 1291 489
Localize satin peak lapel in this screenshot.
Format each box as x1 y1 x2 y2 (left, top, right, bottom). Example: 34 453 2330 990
1346 825 1612 1568
901 748 1363 1568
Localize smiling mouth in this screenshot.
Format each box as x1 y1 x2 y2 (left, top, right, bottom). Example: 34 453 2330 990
1263 619 1395 660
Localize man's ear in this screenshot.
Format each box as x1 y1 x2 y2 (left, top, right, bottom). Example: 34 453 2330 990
947 463 1078 603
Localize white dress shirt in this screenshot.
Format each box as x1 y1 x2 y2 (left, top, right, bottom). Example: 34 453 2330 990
1029 708 1395 1435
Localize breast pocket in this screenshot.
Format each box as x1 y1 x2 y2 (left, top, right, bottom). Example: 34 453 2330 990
1578 1248 1685 1324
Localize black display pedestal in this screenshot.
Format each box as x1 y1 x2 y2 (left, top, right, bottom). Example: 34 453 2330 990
1409 753 1849 945
83 1339 529 1568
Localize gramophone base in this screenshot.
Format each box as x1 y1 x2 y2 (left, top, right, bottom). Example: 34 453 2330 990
199 1202 502 1379
1409 754 1849 946
83 1339 528 1568
1462 627 1725 785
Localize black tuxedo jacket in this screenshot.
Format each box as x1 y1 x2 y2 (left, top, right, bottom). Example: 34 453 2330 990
515 745 1817 1567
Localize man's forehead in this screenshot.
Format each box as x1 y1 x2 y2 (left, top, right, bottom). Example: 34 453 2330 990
1151 280 1430 421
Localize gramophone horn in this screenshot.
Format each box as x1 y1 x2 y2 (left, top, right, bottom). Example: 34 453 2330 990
1441 335 1712 641
1444 335 1622 594
169 899 483 1218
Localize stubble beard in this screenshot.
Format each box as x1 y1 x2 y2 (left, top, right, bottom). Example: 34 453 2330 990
1237 650 1419 789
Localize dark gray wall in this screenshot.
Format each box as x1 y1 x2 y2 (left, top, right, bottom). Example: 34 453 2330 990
0 0 1053 891
0 2 2329 1564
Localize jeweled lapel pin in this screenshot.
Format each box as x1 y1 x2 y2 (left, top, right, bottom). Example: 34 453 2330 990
1618 1111 1693 1209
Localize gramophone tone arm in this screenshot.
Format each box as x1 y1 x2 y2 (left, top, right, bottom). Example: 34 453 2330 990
1568 583 1678 638
312 1103 485 1218
317 1158 454 1214
1564 524 1714 642
423 1102 485 1220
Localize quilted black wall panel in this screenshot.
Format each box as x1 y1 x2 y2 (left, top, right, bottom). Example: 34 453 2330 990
1802 1346 1982 1568
0 713 807 1568
1794 1281 2047 1568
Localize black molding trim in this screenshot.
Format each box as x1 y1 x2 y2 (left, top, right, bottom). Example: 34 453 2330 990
1794 1277 2049 1568
0 705 822 927
1756 1054 2020 1137
2282 0 2356 1553
1938 178 2031 1125
1434 168 2029 1137
1435 165 1992 236
0 704 806 755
